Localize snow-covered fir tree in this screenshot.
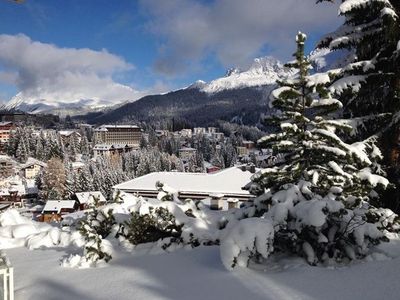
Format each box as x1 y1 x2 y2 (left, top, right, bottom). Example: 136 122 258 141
318 0 400 210
318 0 399 123
222 32 394 268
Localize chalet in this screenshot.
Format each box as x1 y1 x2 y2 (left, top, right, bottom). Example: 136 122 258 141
113 166 257 205
75 191 107 210
19 157 47 179
59 130 81 146
40 200 79 222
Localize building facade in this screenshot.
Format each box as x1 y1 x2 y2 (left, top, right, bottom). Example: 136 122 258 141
0 122 15 150
178 147 197 162
93 144 133 158
94 125 141 148
20 158 47 179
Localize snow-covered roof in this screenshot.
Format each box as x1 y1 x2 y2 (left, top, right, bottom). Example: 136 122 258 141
114 167 257 199
95 125 140 132
0 155 18 164
20 157 47 169
0 175 27 195
75 191 106 205
59 130 81 137
42 200 77 214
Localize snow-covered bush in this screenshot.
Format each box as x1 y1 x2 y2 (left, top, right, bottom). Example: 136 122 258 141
220 218 274 270
62 192 220 266
78 201 116 264
119 197 220 249
117 207 183 246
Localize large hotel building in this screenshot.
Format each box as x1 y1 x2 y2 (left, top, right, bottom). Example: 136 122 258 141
93 125 142 157
94 125 142 148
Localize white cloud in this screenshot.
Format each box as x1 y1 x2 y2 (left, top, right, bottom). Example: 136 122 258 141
140 0 341 76
0 34 144 106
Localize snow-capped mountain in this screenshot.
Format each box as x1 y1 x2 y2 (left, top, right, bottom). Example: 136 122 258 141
4 92 122 116
191 56 293 94
86 56 292 126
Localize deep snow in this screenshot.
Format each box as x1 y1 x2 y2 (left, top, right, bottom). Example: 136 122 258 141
6 242 400 300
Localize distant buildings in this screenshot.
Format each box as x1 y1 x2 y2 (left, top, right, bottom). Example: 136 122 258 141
236 146 248 157
178 147 197 162
179 129 192 138
193 127 219 137
155 130 169 138
193 127 207 135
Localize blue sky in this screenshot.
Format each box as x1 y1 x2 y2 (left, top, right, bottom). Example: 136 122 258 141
0 0 341 105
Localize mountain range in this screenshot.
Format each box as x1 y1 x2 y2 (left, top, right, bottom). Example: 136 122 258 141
6 51 345 126
80 56 294 126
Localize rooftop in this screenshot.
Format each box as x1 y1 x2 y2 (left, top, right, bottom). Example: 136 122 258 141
20 157 47 169
42 200 76 213
59 130 81 137
75 191 106 205
95 125 140 132
114 167 256 198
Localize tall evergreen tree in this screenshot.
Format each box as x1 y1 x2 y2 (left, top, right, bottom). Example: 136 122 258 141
243 32 391 264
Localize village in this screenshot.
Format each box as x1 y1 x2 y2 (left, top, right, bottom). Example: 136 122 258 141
0 111 279 225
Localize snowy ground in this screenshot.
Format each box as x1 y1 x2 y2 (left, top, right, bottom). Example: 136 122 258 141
6 240 400 300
